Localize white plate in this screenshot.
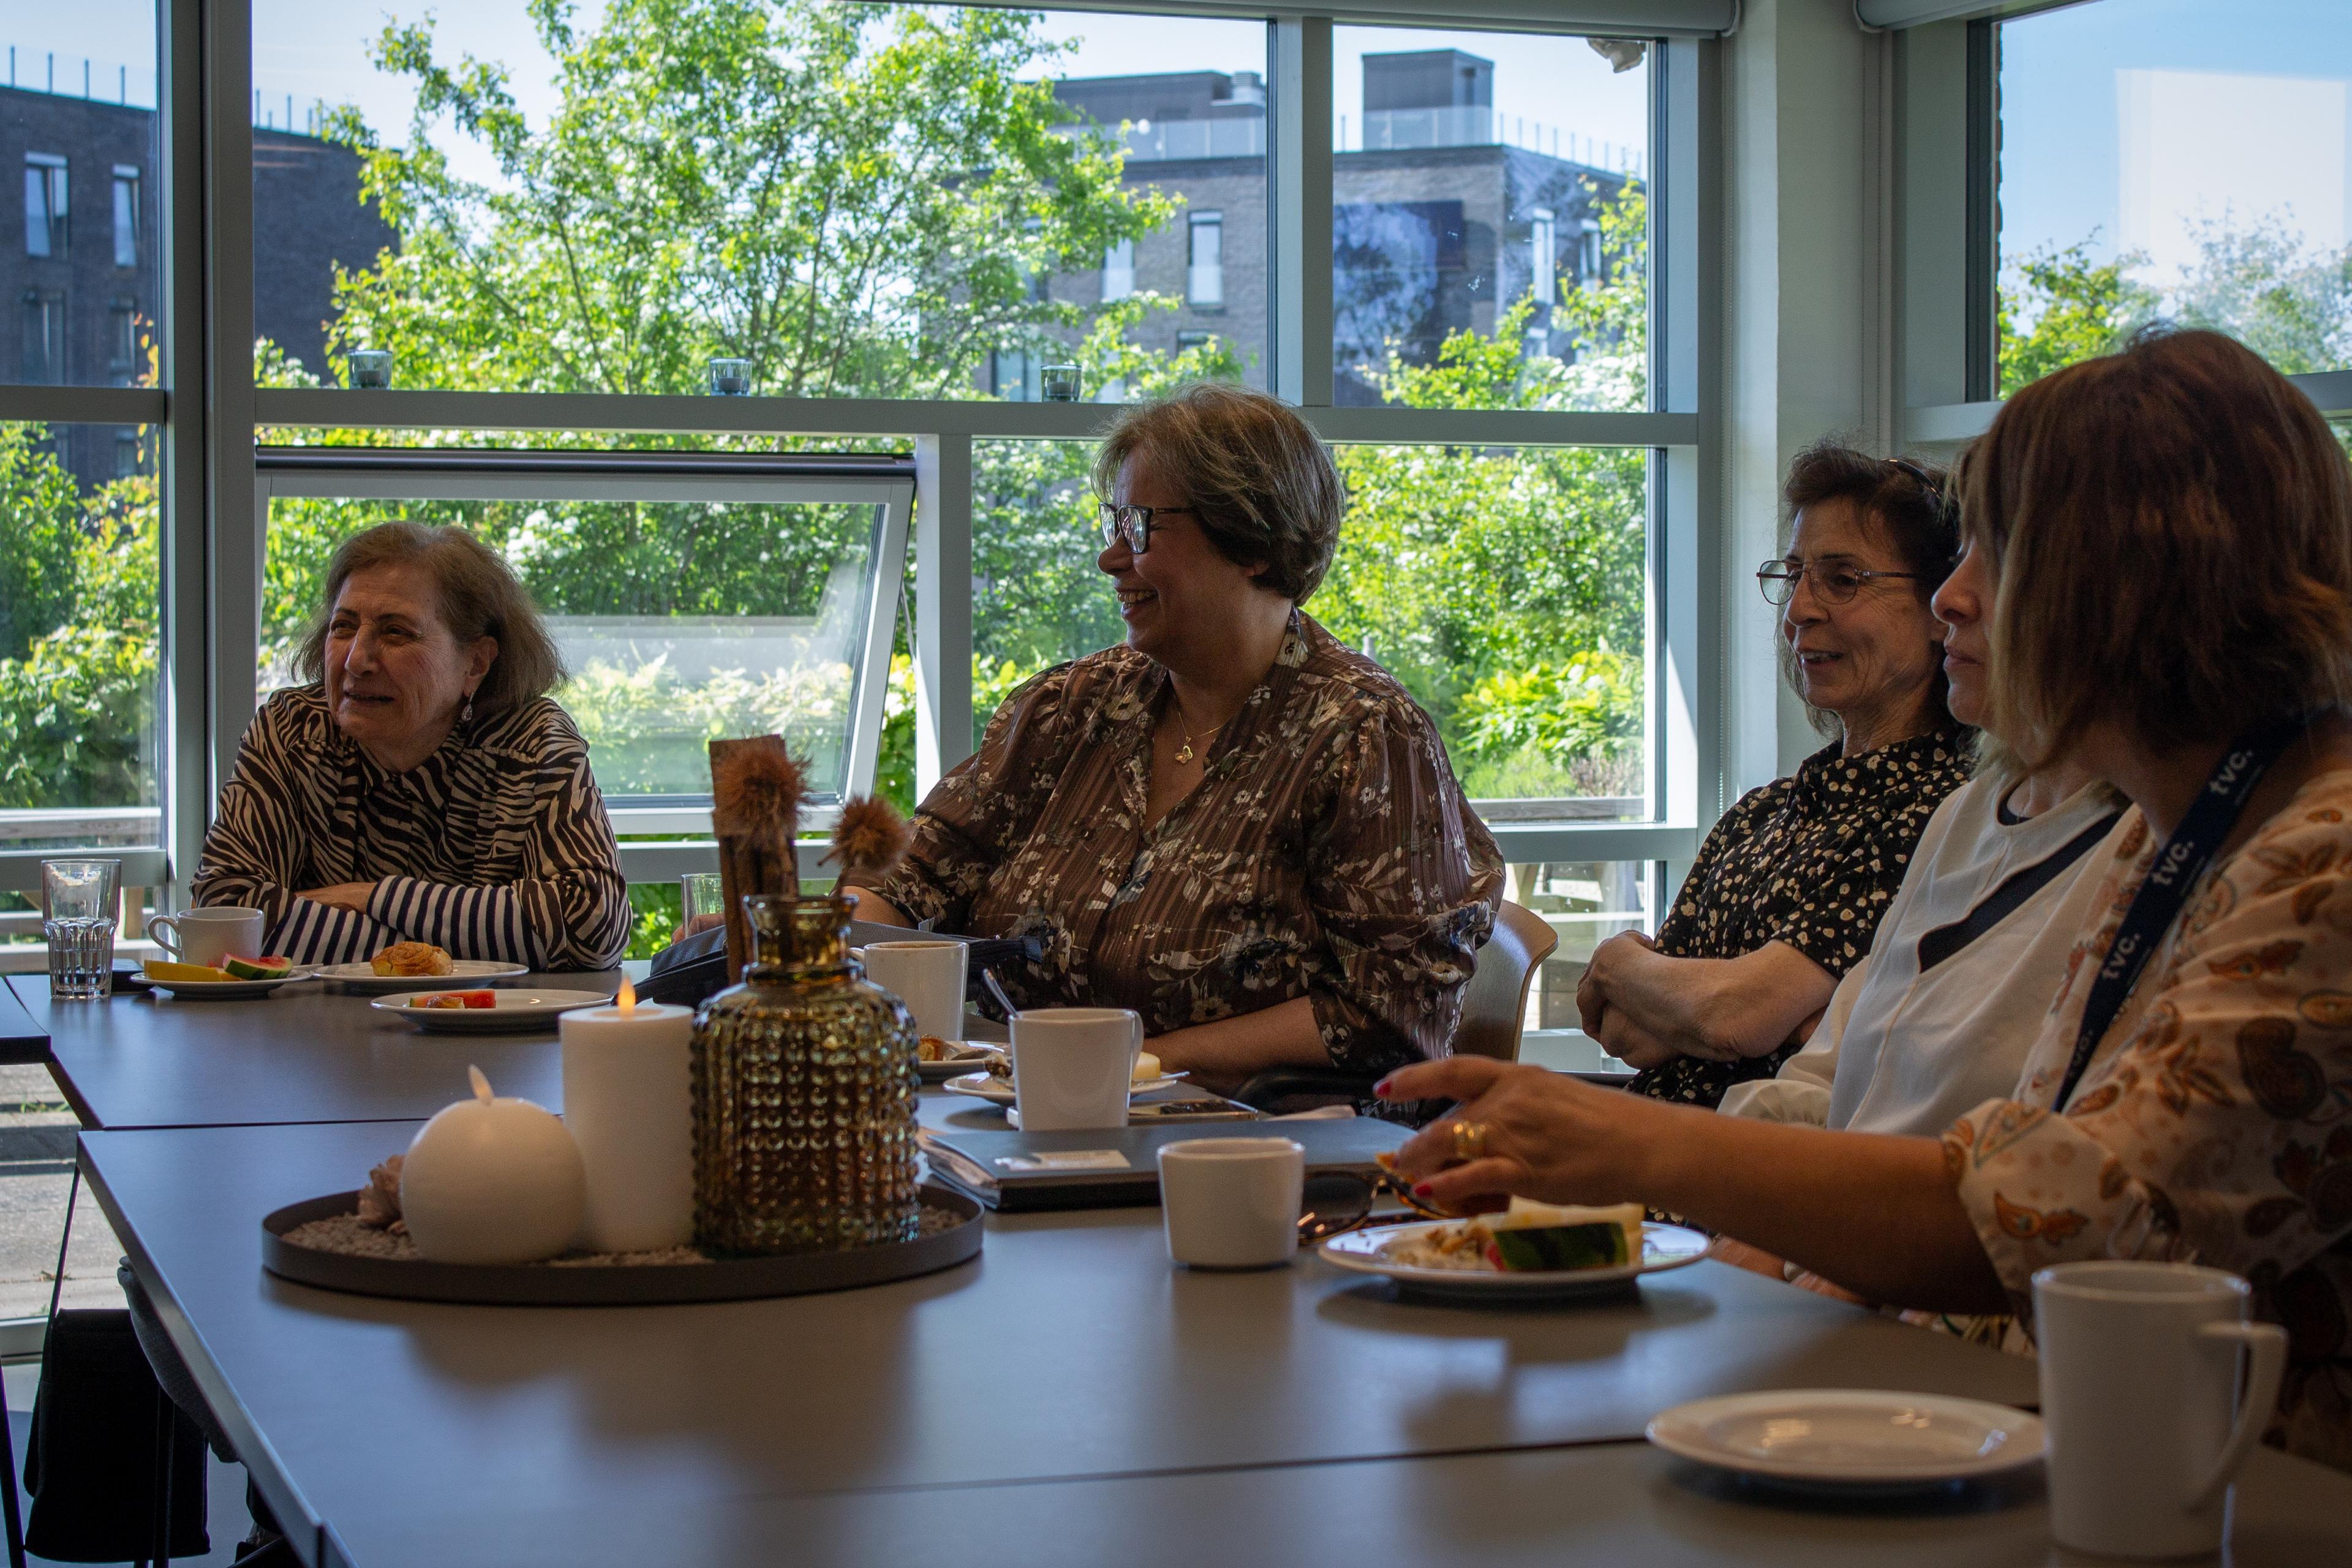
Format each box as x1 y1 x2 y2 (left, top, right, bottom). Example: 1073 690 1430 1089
940 1070 1188 1106
917 1044 1005 1084
314 960 530 995
1316 1219 1709 1299
146 968 315 1000
1645 1389 2045 1488
373 989 612 1033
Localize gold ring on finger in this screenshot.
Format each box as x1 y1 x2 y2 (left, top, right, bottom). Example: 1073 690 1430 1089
1452 1120 1490 1162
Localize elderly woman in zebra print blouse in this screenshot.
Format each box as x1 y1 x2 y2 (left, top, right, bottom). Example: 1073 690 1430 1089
190 521 630 972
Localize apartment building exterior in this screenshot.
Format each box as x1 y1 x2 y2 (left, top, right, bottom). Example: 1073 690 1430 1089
2 81 392 486
1030 48 1634 405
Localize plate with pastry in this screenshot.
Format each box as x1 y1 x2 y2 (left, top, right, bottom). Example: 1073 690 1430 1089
314 942 529 995
941 1049 1186 1106
1316 1199 1708 1300
372 989 613 1033
915 1037 1007 1084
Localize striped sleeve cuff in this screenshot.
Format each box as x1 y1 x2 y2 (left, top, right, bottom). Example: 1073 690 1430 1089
368 876 538 968
271 899 395 967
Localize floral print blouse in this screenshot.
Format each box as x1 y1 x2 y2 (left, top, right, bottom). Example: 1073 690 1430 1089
872 613 1504 1078
1629 726 1974 1108
1945 768 2352 1472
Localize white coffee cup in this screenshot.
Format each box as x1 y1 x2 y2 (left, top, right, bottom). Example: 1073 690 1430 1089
2032 1260 2289 1559
1009 1007 1140 1131
1158 1137 1306 1270
147 906 267 969
861 940 969 1041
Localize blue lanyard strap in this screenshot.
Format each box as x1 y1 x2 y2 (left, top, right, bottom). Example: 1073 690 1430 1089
2054 718 2310 1112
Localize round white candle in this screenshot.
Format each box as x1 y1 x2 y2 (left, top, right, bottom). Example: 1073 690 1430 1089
401 1066 586 1265
560 978 695 1254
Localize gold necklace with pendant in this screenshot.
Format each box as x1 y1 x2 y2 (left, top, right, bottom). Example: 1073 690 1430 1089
1174 707 1231 766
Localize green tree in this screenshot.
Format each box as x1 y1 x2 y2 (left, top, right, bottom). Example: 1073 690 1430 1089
1996 238 2160 398
0 443 159 811
0 423 83 665
325 0 1175 399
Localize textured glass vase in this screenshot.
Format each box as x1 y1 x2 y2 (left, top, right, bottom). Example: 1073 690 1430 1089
690 893 922 1254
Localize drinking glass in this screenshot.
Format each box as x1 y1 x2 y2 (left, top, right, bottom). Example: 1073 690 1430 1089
42 858 121 1000
708 358 753 396
346 349 393 388
681 872 727 938
1040 363 1082 402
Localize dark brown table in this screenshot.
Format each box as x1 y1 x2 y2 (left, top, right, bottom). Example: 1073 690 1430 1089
81 1118 2065 1567
8 971 617 1129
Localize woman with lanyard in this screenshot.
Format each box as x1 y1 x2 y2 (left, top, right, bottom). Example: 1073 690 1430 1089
1374 327 2352 1472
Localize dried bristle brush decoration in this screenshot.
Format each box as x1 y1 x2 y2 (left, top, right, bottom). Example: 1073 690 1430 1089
708 736 806 985
826 795 912 900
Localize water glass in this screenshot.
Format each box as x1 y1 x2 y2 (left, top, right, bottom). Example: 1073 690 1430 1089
681 872 726 932
42 858 121 1000
708 358 753 396
1040 363 1082 402
346 349 393 388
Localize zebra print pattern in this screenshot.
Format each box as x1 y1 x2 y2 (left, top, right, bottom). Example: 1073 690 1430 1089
190 687 631 971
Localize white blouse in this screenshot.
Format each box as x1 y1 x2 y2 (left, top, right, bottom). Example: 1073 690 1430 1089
1719 772 2128 1136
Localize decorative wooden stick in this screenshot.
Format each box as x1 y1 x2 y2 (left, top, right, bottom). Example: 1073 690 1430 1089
708 736 805 984
825 795 911 900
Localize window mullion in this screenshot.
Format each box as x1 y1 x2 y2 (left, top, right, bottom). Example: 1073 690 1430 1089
1270 16 1332 408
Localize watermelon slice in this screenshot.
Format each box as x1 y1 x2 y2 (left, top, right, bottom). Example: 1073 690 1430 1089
222 954 294 980
1473 1198 1644 1273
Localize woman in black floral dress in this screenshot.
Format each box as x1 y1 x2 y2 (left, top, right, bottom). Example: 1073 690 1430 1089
1577 443 1972 1107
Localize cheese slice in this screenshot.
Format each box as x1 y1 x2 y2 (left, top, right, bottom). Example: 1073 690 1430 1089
145 960 233 984
1132 1051 1162 1083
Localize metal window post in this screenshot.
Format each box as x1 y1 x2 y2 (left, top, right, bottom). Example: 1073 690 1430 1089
160 0 209 911
913 432 974 795
1270 17 1333 408
203 0 258 876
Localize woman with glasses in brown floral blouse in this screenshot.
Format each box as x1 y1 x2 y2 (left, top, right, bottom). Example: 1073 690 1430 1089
1577 442 1973 1109
847 383 1503 1097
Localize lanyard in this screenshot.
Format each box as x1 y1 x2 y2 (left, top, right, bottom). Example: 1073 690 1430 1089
2054 719 2308 1111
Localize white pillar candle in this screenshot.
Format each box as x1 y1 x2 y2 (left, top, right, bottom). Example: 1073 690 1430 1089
560 977 695 1253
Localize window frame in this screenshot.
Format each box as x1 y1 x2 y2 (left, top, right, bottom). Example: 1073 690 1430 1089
0 0 1723 916
1898 6 2352 446
247 449 914 883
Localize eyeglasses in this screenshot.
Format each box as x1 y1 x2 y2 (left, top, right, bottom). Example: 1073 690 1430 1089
1294 1164 1455 1243
1096 502 1197 556
1756 558 1928 606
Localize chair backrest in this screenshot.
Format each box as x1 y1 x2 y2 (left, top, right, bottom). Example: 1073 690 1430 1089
1452 900 1559 1063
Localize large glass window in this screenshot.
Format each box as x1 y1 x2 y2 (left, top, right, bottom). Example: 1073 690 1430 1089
970 435 1649 820
0 419 163 900
1509 857 1655 1076
1997 0 2352 388
256 449 911 809
1331 27 1648 410
1 4 164 388
250 2 1268 400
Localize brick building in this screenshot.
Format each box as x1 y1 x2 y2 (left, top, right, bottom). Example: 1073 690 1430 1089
1 83 393 487
1038 48 1632 405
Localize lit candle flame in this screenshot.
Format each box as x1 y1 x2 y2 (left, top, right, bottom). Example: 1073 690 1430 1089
617 976 637 1014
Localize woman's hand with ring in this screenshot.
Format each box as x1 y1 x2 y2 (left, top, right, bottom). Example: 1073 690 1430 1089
1373 1058 1664 1213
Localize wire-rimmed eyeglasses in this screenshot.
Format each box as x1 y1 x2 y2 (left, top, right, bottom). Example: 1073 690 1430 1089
1097 502 1198 556
1756 557 1929 607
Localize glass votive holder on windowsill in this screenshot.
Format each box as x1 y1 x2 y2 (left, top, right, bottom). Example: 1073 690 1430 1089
346 350 393 390
1041 363 1082 403
709 358 754 396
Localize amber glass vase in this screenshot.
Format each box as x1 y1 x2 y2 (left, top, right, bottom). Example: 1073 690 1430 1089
690 894 922 1254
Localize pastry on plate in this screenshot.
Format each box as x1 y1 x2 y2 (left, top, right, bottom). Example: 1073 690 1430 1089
372 941 454 978
1382 1197 1645 1273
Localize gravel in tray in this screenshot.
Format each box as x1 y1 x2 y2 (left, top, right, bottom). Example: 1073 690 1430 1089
282 1202 966 1267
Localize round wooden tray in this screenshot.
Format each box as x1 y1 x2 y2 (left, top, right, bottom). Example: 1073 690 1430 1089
260 1184 982 1306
